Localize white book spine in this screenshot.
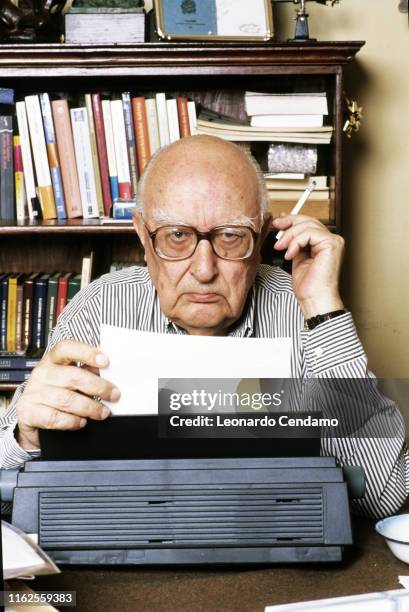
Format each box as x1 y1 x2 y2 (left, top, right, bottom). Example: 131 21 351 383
155 93 170 147
15 101 36 220
110 99 131 185
70 107 99 219
24 95 52 188
187 101 198 136
101 100 118 177
251 114 324 128
166 99 180 143
145 98 161 155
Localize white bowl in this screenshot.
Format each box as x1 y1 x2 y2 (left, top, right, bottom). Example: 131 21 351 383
375 514 409 563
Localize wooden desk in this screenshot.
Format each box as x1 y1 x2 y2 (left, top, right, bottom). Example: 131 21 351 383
34 516 406 612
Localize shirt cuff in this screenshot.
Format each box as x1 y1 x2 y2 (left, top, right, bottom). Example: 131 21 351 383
300 312 366 375
1 424 37 469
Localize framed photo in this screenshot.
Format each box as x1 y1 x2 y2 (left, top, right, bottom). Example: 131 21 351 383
154 0 273 42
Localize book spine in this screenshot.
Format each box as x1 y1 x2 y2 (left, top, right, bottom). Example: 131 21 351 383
25 94 57 219
0 370 31 382
22 276 35 351
92 94 112 216
44 274 60 346
177 97 191 138
13 136 28 221
166 99 180 143
132 96 151 174
15 280 24 353
56 275 70 319
101 100 119 202
0 115 14 220
15 101 38 221
0 276 8 351
155 93 170 147
121 92 139 198
33 276 48 350
39 93 67 220
67 274 82 302
80 253 93 290
0 356 40 369
51 99 82 218
85 93 104 218
70 107 99 219
6 275 17 352
187 101 198 136
110 99 131 200
145 98 161 156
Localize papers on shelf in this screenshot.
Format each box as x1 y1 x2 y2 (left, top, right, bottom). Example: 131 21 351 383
265 589 409 611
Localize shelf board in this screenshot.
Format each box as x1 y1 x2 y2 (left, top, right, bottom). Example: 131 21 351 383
0 220 135 235
0 383 19 392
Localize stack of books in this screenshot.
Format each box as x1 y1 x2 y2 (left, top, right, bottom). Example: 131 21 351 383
196 91 332 144
0 88 198 222
265 173 334 223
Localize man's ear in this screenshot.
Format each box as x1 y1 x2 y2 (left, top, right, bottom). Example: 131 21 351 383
259 213 273 244
132 211 147 248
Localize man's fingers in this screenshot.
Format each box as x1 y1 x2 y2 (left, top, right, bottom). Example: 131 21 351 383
27 385 111 420
18 402 87 431
31 363 120 402
274 220 324 249
44 339 109 369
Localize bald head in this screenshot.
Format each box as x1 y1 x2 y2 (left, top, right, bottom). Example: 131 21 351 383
136 135 266 225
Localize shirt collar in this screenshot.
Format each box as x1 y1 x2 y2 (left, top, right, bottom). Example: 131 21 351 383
164 285 256 338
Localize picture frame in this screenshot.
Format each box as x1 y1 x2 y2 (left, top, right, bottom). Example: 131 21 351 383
154 0 273 42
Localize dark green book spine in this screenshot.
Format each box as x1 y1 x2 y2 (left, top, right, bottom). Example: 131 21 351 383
44 272 62 346
67 274 82 303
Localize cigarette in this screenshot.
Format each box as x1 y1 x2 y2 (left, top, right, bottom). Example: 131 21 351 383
275 180 317 240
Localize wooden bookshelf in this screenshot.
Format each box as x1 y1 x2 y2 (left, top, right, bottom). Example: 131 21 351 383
0 41 364 391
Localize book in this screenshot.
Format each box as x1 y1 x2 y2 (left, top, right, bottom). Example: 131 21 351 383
55 273 72 320
39 93 67 220
92 93 112 216
155 93 170 147
0 273 11 351
132 96 151 174
22 272 39 352
166 98 180 143
51 98 82 218
110 98 132 200
70 107 100 219
67 273 82 303
0 87 14 220
267 189 329 200
85 93 104 217
264 172 305 180
64 8 145 44
250 114 324 128
145 98 161 156
122 92 139 197
25 94 57 219
101 99 120 202
6 273 19 352
177 96 191 138
15 101 40 221
244 92 329 116
13 135 28 221
0 370 32 382
0 355 41 369
80 252 94 289
267 198 334 223
32 274 50 350
44 272 62 346
187 100 198 135
15 273 25 352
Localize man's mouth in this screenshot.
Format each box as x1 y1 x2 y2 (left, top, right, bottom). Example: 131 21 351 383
185 293 220 303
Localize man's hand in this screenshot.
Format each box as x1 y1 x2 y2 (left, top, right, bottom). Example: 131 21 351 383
272 214 345 319
15 340 120 451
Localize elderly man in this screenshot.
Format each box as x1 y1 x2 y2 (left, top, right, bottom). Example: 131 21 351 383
0 135 407 518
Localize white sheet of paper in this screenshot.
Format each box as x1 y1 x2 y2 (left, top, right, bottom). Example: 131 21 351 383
100 325 292 416
216 0 268 36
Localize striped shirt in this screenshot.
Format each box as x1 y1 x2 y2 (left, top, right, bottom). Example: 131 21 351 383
1 264 407 518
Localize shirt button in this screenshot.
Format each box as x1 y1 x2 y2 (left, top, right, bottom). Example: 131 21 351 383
314 347 324 358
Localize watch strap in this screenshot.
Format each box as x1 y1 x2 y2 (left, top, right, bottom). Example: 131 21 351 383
304 309 347 331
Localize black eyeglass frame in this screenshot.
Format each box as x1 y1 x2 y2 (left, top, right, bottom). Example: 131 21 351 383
144 223 260 261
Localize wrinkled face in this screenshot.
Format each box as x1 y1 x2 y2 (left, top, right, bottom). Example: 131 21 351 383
133 139 266 336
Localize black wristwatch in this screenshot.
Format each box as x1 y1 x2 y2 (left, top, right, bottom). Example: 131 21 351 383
304 309 347 331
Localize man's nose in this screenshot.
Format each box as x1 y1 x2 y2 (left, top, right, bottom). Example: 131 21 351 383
189 239 219 283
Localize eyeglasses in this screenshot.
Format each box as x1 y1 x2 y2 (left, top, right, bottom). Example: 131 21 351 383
146 224 259 261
